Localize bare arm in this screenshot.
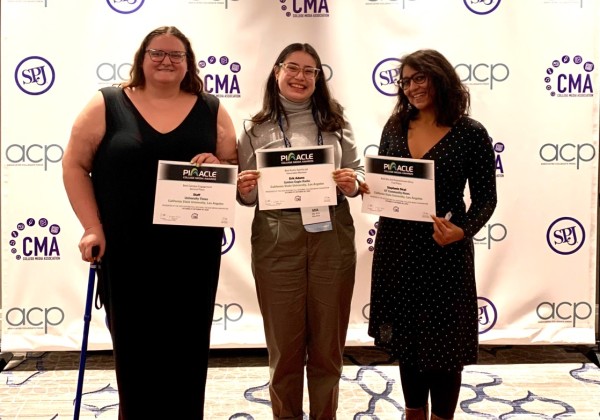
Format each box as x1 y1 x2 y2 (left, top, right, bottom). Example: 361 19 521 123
62 91 106 261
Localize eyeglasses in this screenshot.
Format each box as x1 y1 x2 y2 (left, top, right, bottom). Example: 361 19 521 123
279 62 321 80
397 72 427 90
146 49 187 63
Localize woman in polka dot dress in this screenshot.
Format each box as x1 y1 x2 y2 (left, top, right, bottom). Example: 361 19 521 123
364 49 497 420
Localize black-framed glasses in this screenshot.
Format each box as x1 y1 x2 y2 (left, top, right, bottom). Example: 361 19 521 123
397 72 427 90
279 62 321 80
146 49 187 63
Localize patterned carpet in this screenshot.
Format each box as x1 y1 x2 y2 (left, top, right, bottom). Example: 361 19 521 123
1 345 599 419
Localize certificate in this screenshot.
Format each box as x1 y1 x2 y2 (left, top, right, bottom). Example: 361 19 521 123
361 155 436 222
255 145 337 210
153 160 238 227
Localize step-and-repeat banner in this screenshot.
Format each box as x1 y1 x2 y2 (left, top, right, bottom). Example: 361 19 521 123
1 0 598 351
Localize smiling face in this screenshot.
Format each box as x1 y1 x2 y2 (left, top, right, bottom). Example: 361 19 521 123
401 65 434 113
143 34 188 87
274 50 317 103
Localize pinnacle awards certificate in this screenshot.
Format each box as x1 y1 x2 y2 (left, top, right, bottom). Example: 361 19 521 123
153 160 238 227
361 155 436 222
256 145 337 210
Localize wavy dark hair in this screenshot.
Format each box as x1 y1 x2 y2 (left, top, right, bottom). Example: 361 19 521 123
120 26 203 94
394 49 470 127
248 42 345 135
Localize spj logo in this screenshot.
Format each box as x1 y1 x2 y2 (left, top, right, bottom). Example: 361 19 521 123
222 227 235 254
105 0 144 14
463 0 501 15
478 296 497 334
545 54 595 97
199 55 241 98
546 216 585 255
372 58 401 96
277 0 330 17
9 217 61 261
14 56 55 95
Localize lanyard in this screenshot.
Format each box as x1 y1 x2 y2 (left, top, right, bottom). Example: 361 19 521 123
278 112 323 148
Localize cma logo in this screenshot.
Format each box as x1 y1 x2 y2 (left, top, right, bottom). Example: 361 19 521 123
545 55 595 97
278 0 330 17
213 303 243 330
546 217 585 255
537 301 593 327
5 143 64 171
282 152 314 162
9 218 61 261
463 0 501 15
372 58 508 96
473 222 506 250
494 141 505 177
199 55 241 98
5 306 64 334
15 56 56 95
478 296 497 334
539 142 595 170
183 169 216 178
105 0 145 14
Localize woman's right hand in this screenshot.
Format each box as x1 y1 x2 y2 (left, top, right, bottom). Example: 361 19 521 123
78 225 105 262
237 170 260 197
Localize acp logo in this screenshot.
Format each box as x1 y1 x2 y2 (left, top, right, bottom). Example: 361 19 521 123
199 55 242 98
546 216 585 255
474 222 507 250
9 217 61 261
463 0 501 15
539 142 595 170
14 56 55 95
545 54 595 97
478 296 497 334
277 0 330 18
105 0 144 14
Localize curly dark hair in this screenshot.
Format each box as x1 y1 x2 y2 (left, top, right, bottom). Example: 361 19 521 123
248 42 345 135
120 26 203 94
394 49 470 127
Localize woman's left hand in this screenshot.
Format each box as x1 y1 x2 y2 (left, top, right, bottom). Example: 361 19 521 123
190 153 220 165
431 215 465 246
333 168 359 196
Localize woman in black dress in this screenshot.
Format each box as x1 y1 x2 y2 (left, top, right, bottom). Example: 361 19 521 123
62 26 237 419
364 49 497 420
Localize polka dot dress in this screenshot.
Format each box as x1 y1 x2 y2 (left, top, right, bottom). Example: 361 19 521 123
368 115 497 372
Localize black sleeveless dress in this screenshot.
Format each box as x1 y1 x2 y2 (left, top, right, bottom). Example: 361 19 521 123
91 86 222 419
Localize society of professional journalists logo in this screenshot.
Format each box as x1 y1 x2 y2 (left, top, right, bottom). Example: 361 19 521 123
105 0 144 14
478 296 497 334
14 56 55 95
222 228 235 254
539 142 595 170
463 0 501 15
364 0 417 7
544 54 595 97
276 0 330 18
372 58 401 96
546 216 585 255
9 217 62 261
199 54 242 98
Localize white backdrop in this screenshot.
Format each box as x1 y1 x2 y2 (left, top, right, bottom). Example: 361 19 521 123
1 0 598 352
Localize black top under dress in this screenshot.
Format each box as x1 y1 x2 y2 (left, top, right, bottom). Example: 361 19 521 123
368 115 497 372
91 86 222 418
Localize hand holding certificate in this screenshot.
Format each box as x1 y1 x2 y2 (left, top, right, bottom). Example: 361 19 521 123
361 155 436 222
255 145 337 210
153 160 238 227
